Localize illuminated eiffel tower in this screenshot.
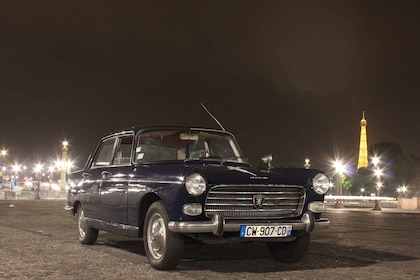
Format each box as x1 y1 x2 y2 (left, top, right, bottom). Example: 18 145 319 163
357 111 369 169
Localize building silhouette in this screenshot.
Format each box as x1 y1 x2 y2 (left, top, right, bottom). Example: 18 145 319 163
357 111 369 169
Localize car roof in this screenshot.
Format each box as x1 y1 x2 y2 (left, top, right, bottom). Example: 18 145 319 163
106 125 231 137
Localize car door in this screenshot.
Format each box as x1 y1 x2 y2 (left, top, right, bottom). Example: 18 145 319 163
80 136 117 222
99 134 134 227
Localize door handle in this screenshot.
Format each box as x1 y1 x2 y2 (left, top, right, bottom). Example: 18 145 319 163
101 171 112 179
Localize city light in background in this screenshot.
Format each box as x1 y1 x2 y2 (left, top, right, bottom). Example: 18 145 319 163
0 141 73 193
372 155 383 210
320 111 416 209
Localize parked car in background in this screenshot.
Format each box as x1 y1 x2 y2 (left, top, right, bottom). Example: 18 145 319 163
65 126 330 270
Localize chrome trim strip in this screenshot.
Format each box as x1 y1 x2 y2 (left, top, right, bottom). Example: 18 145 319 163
129 179 184 185
168 212 329 235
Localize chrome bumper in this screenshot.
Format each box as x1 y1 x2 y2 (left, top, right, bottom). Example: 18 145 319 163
168 212 330 236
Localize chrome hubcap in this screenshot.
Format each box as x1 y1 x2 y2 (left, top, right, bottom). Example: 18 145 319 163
78 209 87 238
147 213 166 259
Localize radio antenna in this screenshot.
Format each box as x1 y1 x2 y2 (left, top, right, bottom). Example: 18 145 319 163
200 103 226 131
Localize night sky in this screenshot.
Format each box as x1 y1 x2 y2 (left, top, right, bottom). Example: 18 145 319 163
1 0 419 171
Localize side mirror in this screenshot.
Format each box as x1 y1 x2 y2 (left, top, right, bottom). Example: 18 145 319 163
261 154 273 170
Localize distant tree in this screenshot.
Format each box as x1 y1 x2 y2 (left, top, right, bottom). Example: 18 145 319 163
410 157 420 196
369 142 416 196
341 174 353 195
350 167 374 195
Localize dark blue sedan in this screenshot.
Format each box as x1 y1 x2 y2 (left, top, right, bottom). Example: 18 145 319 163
66 126 330 270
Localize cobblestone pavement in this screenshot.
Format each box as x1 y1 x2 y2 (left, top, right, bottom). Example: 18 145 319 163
0 200 419 279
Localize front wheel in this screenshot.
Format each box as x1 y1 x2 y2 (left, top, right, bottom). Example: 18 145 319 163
76 205 98 245
143 201 184 270
266 233 310 263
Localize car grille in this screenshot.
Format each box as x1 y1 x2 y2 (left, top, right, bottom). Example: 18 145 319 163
205 185 305 219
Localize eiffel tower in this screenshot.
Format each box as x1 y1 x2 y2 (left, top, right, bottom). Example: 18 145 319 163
357 111 368 169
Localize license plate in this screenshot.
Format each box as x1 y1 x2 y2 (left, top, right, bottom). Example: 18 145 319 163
239 225 292 238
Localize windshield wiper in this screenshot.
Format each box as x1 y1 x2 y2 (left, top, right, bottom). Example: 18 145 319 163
221 156 248 165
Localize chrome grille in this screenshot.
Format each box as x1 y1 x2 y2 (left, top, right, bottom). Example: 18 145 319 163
205 185 305 219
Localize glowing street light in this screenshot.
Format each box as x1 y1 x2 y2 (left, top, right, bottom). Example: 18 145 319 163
333 160 346 208
397 185 408 197
34 163 43 200
12 164 21 173
0 149 6 183
371 156 382 211
9 163 22 191
60 141 69 188
34 164 43 174
372 156 380 167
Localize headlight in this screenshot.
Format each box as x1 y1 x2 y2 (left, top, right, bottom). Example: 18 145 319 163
185 173 206 196
312 173 330 194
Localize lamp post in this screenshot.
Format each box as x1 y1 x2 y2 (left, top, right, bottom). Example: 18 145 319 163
34 164 43 200
372 156 382 211
333 160 345 208
11 164 20 192
60 141 69 189
0 149 6 189
48 165 55 189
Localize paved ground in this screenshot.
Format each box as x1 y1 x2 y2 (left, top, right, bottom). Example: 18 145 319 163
0 199 419 279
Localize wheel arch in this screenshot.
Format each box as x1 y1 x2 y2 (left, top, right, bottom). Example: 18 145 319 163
138 193 161 237
72 200 82 216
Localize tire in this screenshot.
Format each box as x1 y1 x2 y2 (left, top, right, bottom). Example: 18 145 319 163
266 233 310 263
143 201 184 270
76 205 98 245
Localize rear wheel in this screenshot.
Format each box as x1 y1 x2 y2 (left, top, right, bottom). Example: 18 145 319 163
77 205 98 245
266 233 310 263
143 201 184 270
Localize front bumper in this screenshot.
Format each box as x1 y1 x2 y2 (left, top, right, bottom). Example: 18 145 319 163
168 212 330 236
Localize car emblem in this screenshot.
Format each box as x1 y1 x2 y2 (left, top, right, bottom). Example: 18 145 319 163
253 194 266 209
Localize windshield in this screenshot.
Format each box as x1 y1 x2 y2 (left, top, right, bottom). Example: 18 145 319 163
135 129 247 163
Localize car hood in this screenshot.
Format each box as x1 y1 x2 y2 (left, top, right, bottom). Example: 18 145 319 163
190 163 321 186
136 161 323 187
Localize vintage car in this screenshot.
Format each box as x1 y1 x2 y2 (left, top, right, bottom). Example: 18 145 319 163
65 126 330 270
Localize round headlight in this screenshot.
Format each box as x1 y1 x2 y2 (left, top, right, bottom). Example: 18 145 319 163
185 173 206 196
312 173 330 194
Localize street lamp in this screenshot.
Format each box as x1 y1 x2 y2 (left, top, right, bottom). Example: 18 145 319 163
48 165 55 188
0 149 6 189
397 185 408 198
34 164 43 200
11 164 21 191
60 141 69 189
333 160 345 208
372 156 380 167
372 156 382 211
